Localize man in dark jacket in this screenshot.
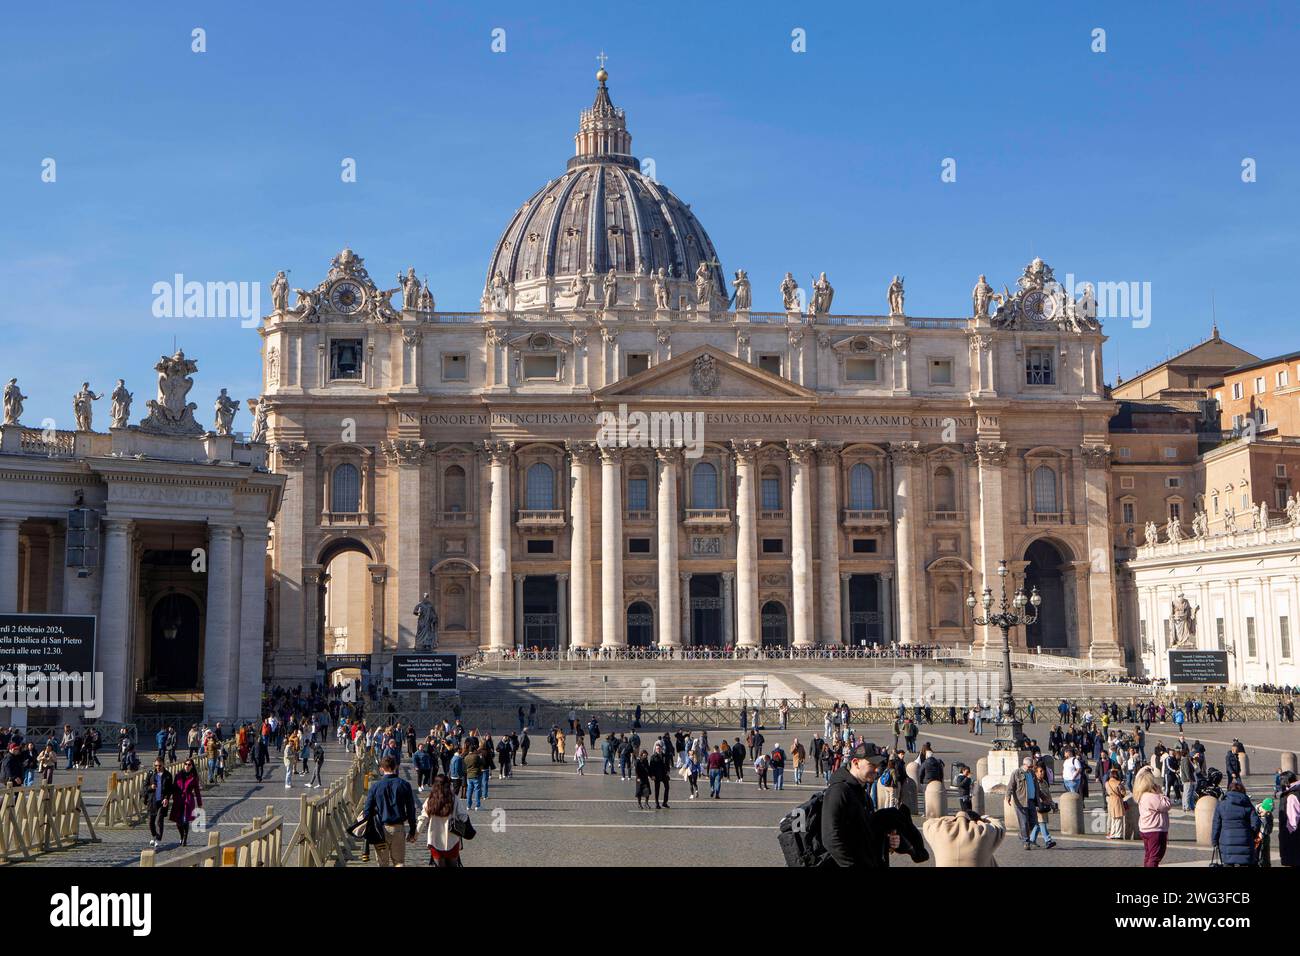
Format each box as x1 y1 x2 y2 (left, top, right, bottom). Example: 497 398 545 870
821 744 898 867
145 757 174 847
648 742 671 808
362 756 417 867
251 734 269 782
1225 746 1243 787
1211 782 1261 865
919 750 945 786
730 738 746 781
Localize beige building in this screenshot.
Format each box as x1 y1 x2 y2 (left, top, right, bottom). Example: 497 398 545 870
1211 350 1300 438
259 70 1123 687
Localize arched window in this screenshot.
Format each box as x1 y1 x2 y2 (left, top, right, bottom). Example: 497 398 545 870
849 463 876 510
525 462 555 510
331 463 360 513
760 466 782 512
692 462 719 509
1032 465 1058 514
933 466 956 512
626 465 649 513
443 465 466 513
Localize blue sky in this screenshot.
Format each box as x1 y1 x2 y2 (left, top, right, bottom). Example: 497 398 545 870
2 1 1297 427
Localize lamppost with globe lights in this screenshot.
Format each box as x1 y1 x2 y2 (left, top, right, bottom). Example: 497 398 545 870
967 559 1042 750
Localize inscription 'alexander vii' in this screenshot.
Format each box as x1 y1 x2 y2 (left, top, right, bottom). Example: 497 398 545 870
399 411 998 430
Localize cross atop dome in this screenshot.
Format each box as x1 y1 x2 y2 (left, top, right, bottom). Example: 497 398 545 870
575 61 632 166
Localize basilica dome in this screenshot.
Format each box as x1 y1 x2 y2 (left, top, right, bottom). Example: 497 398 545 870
484 70 725 312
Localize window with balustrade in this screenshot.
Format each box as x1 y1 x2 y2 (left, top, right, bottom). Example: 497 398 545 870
626 465 649 513
331 463 360 514
933 466 956 512
848 463 875 510
760 467 782 512
443 465 466 513
525 462 555 511
1032 465 1058 514
691 462 719 509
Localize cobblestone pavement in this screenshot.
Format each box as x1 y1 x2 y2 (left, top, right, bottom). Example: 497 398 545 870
10 744 359 867
347 719 1297 869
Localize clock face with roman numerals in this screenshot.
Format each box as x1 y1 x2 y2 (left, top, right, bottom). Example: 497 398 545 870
329 280 365 314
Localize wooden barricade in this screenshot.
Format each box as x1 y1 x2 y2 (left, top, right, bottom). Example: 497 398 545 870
0 777 98 864
96 747 241 829
280 746 375 867
138 804 282 868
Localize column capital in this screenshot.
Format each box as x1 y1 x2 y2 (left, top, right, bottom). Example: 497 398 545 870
888 440 922 464
381 438 429 466
566 440 598 464
207 522 236 541
655 446 683 467
813 441 843 465
731 439 763 462
1080 443 1112 468
679 571 692 583
963 439 1008 467
0 515 24 531
787 439 817 464
721 571 735 583
840 571 852 582
272 440 310 467
513 572 526 583
556 572 570 583
599 445 624 465
483 439 515 464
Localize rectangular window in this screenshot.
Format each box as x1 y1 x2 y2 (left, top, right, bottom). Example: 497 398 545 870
1232 382 1243 400
758 354 782 376
1279 370 1289 388
1122 502 1135 523
1280 616 1292 659
1277 464 1288 478
330 339 364 380
844 358 878 383
1162 619 1171 651
626 478 649 512
761 477 781 512
1166 477 1181 489
1255 376 1266 394
1216 618 1225 651
627 537 651 555
1139 620 1150 653
1026 349 1054 386
1232 414 1244 431
1168 501 1181 521
523 355 558 380
526 539 554 554
1246 617 1257 658
929 359 954 385
1120 475 1134 489
761 538 784 554
852 538 878 554
441 353 467 381
1163 447 1177 459
626 353 650 376
1117 448 1132 459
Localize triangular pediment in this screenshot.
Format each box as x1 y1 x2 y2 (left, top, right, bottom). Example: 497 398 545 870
594 345 817 402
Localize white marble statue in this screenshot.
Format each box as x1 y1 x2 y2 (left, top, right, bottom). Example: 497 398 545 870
1143 520 1160 546
780 272 799 312
248 398 268 444
1190 509 1207 539
694 262 713 307
293 288 319 322
1165 516 1183 543
109 379 132 429
972 274 997 319
810 272 834 317
654 267 670 309
732 269 751 310
1258 500 1269 530
490 271 509 311
399 268 421 310
213 388 239 436
602 268 618 310
72 383 102 432
569 273 590 308
1170 592 1198 646
1224 505 1237 532
888 275 905 316
271 271 289 313
1287 494 1300 527
3 378 26 425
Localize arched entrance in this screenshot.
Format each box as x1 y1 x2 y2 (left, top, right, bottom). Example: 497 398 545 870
1023 539 1069 649
626 602 654 647
317 538 375 660
149 592 202 690
761 601 789 646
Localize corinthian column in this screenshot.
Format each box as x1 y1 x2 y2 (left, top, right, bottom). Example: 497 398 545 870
733 440 762 647
203 522 236 722
0 517 20 613
816 444 843 644
789 440 816 646
484 440 514 650
100 518 134 723
966 439 1008 650
600 448 624 646
890 442 921 645
656 448 681 647
567 441 595 648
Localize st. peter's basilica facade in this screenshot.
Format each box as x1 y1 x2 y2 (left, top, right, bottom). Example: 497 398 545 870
259 69 1122 687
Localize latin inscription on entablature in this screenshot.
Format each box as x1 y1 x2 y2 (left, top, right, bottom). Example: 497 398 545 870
110 484 234 508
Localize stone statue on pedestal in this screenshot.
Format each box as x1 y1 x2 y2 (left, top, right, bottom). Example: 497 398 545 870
271 271 289 313
732 270 751 310
413 593 438 649
602 269 618 310
1165 517 1183 543
1170 593 1198 646
72 383 102 432
141 350 203 436
3 378 26 425
399 268 421 310
248 398 268 444
972 274 997 319
888 275 905 316
569 273 590 308
810 272 834 317
694 262 712 308
213 388 239 436
653 268 670 309
780 272 799 312
109 380 133 429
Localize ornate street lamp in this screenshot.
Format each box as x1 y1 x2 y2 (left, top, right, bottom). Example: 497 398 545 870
967 559 1042 750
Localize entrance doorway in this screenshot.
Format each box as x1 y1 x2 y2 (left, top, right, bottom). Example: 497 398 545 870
848 574 883 645
1024 540 1069 649
689 574 723 647
626 602 654 647
760 601 788 646
522 576 559 649
149 592 201 690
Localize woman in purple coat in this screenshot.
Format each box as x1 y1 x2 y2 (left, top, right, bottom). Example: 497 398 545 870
169 758 204 846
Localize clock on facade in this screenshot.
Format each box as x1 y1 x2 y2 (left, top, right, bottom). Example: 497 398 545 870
329 280 366 314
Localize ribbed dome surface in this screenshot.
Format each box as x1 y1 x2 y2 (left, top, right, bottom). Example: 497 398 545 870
484 71 724 310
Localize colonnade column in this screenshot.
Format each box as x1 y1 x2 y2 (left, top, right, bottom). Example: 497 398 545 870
0 517 20 613
600 448 624 646
722 571 735 648
567 441 594 648
789 440 816 646
237 527 270 719
815 444 842 644
100 518 134 723
384 439 428 648
513 574 525 648
485 440 514 650
557 572 569 652
679 572 693 646
733 440 761 647
840 572 852 646
970 440 1009 650
889 442 921 645
655 448 681 647
881 571 894 643
202 522 235 722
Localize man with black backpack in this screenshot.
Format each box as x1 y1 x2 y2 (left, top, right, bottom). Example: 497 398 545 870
820 743 898 867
